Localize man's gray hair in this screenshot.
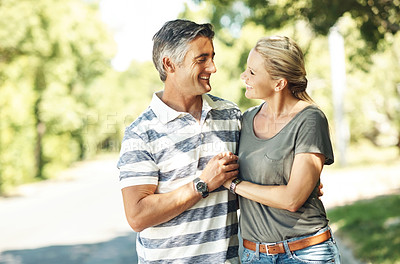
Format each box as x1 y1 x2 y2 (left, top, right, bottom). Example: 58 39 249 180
152 19 215 82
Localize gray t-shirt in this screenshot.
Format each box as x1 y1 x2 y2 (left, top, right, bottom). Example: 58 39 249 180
238 104 334 243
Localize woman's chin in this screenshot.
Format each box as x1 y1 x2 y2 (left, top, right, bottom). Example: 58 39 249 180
245 91 255 99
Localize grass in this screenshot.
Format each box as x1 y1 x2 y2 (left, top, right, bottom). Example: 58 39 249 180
327 194 400 264
325 142 400 263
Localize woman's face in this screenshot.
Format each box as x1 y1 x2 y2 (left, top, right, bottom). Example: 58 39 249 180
240 49 278 100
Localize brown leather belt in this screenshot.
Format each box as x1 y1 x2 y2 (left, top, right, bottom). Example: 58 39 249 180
243 229 331 255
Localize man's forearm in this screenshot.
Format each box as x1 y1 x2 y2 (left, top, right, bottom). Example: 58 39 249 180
122 182 202 232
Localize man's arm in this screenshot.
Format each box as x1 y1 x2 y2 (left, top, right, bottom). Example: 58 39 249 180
122 152 239 232
122 183 200 232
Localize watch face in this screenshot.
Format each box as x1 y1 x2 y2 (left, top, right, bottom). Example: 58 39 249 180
196 181 207 192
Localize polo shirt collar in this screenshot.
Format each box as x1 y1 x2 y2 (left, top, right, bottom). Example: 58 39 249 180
150 91 217 124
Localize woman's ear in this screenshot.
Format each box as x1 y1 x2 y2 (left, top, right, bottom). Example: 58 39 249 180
162 57 175 74
274 78 288 92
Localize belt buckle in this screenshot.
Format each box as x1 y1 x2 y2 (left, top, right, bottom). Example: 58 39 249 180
264 242 277 256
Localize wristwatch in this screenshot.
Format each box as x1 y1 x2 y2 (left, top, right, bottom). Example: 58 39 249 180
193 177 209 198
229 178 242 194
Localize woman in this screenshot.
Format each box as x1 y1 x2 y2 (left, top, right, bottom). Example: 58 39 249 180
224 36 341 263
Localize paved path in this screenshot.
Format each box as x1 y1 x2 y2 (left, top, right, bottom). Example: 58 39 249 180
320 163 400 210
0 155 399 263
0 155 137 264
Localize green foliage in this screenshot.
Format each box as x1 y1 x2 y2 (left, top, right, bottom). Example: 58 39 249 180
328 194 400 263
0 0 166 194
197 0 400 53
342 23 400 148
0 0 116 193
84 61 161 156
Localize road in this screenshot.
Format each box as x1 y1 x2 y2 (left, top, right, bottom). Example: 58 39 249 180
0 155 137 264
1 155 399 264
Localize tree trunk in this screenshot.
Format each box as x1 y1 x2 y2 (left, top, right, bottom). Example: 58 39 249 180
33 67 47 179
397 134 400 156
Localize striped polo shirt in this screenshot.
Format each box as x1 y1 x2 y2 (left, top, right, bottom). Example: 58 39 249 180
117 91 241 264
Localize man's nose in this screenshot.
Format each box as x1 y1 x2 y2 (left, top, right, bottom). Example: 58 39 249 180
206 60 217 73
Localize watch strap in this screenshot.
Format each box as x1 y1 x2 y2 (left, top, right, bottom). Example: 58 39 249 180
229 178 242 194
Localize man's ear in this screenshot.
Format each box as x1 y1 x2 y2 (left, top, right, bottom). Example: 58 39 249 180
162 57 175 74
274 78 288 92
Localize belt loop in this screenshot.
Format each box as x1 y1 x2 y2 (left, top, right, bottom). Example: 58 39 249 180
255 243 260 259
283 240 291 256
328 226 336 243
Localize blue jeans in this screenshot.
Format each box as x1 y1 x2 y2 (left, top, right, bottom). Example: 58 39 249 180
241 227 341 263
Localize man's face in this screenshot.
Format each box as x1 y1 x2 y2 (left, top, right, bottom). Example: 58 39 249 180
173 36 217 96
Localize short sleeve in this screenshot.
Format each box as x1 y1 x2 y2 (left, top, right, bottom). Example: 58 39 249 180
117 127 159 189
294 109 334 165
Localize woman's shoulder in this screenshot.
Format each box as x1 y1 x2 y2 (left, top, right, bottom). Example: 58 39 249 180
300 105 328 119
296 104 330 129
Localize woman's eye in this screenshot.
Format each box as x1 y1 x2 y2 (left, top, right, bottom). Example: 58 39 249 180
250 70 255 75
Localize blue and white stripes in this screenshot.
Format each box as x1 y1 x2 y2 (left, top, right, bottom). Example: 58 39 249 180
117 92 241 263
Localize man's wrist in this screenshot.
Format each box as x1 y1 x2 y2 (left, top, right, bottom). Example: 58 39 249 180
193 177 209 198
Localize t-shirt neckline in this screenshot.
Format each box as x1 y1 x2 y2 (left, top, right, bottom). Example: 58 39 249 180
250 103 316 141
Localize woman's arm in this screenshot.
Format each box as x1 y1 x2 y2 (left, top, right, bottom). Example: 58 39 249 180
224 152 325 212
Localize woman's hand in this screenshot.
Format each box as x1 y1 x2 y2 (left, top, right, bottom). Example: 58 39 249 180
318 182 324 198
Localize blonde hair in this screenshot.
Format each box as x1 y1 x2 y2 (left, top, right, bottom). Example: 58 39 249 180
254 36 314 103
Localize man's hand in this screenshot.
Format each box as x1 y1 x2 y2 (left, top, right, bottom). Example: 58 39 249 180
200 151 239 192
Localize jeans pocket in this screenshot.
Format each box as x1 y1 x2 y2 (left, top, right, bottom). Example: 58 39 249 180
290 240 338 263
241 248 257 264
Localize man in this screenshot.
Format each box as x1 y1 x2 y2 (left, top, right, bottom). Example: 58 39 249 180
117 19 241 263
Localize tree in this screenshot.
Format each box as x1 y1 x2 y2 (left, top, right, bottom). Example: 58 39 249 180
195 0 400 52
0 0 115 192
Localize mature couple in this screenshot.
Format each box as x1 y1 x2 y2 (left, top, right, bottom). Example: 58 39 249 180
117 19 341 263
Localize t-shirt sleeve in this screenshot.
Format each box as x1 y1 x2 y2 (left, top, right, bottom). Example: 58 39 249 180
294 109 334 165
117 127 159 189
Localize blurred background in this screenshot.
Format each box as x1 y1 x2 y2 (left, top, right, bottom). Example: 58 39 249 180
0 0 399 263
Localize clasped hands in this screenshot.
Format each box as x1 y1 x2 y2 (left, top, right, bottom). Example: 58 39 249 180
199 151 239 192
